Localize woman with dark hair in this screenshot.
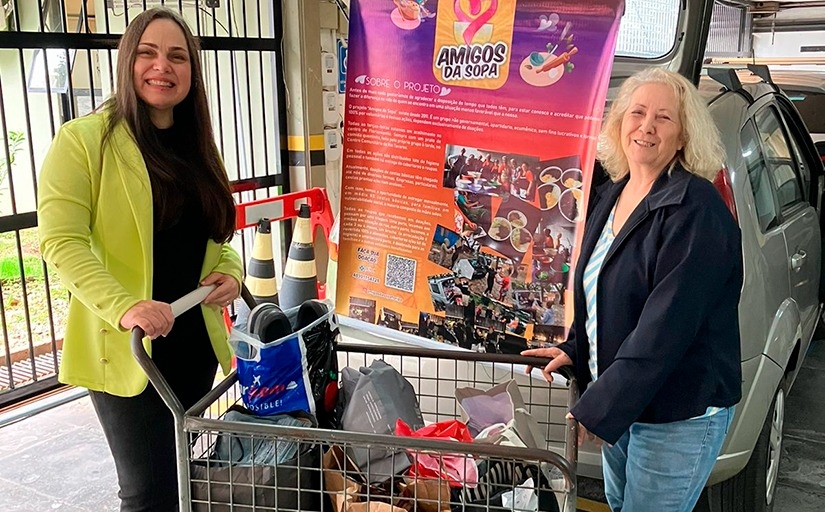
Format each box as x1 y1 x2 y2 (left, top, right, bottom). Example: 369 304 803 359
38 7 241 511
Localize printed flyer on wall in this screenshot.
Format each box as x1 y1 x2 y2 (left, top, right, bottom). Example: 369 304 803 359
336 0 623 353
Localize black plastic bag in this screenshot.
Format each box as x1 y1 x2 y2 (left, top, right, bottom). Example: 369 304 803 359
191 440 323 511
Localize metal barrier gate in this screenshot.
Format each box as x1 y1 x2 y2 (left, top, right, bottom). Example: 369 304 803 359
0 0 289 408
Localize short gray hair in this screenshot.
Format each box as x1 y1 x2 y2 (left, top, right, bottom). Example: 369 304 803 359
598 67 725 181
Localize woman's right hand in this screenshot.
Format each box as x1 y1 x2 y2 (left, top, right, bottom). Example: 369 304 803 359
120 300 174 339
521 346 573 383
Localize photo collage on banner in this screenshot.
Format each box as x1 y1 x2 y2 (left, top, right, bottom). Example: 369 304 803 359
336 0 623 353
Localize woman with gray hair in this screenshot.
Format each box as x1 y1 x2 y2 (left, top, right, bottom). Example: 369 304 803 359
523 67 743 511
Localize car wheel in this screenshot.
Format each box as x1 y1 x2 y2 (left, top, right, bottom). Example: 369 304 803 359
702 384 785 512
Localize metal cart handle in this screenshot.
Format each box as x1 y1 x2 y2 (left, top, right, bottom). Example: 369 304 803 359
129 285 217 420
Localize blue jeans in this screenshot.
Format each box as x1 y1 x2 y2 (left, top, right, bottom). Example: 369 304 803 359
601 407 734 512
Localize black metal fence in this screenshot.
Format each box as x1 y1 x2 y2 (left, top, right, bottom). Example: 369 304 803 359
0 0 288 408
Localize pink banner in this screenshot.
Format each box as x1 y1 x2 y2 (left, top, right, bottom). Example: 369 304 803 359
337 0 623 353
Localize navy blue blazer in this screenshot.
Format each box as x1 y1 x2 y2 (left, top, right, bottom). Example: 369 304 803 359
557 164 743 445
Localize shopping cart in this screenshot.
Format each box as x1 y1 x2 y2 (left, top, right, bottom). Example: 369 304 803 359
130 287 580 512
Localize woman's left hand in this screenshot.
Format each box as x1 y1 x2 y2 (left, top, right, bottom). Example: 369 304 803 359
567 412 604 447
201 272 240 308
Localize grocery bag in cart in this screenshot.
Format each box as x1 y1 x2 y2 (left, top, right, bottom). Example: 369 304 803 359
339 359 425 483
456 380 562 512
190 406 323 512
230 299 340 426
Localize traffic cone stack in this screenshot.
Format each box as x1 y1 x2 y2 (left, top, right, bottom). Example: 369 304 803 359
245 218 279 304
279 204 319 310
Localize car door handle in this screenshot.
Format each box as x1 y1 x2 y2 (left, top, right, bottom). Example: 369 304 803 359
791 250 807 272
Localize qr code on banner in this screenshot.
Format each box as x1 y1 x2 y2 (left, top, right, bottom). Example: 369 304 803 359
385 254 416 292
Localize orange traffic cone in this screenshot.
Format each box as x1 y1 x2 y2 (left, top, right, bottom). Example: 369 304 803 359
245 218 279 304
279 204 319 310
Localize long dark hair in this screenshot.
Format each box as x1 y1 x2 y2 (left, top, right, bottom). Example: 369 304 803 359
103 7 234 243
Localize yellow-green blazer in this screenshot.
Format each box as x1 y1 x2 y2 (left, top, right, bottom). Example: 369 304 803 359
38 112 242 397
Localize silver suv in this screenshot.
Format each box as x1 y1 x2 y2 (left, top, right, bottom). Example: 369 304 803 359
699 66 822 511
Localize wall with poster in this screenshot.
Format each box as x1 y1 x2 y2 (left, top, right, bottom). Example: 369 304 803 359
336 0 623 354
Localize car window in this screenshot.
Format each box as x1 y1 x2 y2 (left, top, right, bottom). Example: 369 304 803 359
615 0 680 59
784 88 825 134
741 120 779 232
755 107 804 211
776 99 814 202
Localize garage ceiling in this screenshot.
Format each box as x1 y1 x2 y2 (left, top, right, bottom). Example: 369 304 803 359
734 1 825 31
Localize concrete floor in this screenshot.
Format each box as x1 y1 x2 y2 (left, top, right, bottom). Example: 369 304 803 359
774 336 825 509
0 340 823 511
0 397 119 511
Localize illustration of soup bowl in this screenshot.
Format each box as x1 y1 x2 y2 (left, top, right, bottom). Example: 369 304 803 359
395 0 420 21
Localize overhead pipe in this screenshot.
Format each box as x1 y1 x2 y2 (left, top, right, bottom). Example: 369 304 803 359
747 0 825 11
715 0 753 8
764 1 825 8
752 17 825 31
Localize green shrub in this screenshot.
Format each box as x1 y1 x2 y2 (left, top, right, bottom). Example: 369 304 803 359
0 255 44 283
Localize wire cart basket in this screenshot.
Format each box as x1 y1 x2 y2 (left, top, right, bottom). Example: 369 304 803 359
129 190 580 512
132 312 579 512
